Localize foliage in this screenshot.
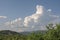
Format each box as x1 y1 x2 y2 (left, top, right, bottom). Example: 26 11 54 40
43 23 60 40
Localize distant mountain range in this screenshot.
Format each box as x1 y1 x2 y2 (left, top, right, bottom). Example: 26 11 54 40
0 30 46 35
0 30 21 35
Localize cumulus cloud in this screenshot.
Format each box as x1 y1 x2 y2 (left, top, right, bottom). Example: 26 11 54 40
24 5 44 27
0 16 7 19
3 5 60 32
5 18 23 28
4 5 45 32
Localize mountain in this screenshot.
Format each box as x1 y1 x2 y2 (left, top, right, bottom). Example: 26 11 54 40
0 30 46 35
0 30 47 40
0 30 21 35
20 30 47 35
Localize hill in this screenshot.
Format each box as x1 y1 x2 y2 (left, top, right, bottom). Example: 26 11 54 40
0 30 20 35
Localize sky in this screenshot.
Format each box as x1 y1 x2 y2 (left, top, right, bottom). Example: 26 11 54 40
0 0 60 32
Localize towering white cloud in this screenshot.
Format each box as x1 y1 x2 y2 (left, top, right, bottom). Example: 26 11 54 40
3 5 60 32
24 5 44 27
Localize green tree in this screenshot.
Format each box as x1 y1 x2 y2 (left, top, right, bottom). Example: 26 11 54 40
44 23 60 40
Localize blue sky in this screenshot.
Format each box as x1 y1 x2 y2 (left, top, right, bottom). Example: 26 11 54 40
0 0 60 18
0 0 60 32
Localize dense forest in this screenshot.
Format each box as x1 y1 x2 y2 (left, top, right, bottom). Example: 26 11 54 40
0 23 60 40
